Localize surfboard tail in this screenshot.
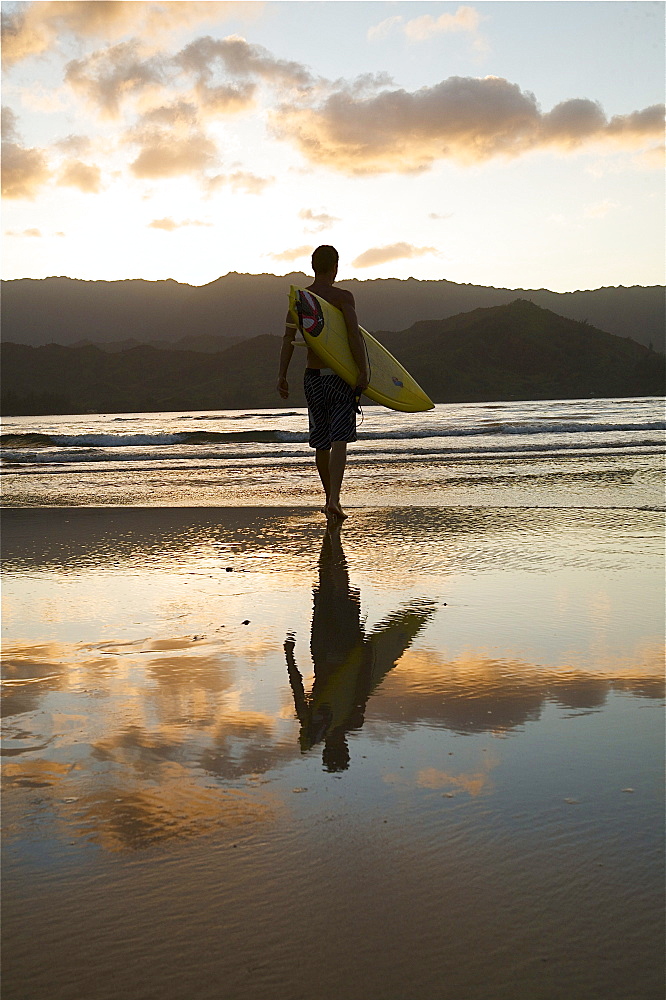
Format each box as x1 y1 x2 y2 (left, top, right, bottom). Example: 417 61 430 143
288 286 300 329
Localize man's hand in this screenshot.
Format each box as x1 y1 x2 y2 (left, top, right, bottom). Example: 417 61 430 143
277 376 289 399
354 372 369 395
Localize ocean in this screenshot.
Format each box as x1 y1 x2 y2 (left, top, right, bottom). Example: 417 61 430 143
2 395 664 508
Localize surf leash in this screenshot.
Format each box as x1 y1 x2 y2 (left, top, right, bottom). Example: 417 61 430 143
355 332 372 423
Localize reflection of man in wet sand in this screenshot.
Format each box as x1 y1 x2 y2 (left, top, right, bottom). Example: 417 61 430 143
284 523 435 771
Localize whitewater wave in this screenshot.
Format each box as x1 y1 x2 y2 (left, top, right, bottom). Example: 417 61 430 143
2 439 662 469
2 419 664 451
0 429 303 448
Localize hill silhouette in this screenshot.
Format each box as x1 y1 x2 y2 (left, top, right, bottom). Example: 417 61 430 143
2 300 662 416
2 272 664 352
377 299 664 402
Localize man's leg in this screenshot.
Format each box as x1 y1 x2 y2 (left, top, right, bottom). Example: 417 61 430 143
326 440 347 518
315 448 331 506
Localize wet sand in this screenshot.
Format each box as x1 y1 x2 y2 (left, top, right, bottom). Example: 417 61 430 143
2 505 664 1000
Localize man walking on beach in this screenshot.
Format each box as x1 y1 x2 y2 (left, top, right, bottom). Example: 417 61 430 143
277 246 369 520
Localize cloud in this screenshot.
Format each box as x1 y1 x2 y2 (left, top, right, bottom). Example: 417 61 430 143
3 110 101 199
272 76 665 175
53 134 93 156
1 107 50 199
65 41 167 118
227 170 273 194
60 32 312 121
5 227 43 237
131 134 218 180
149 217 212 231
367 16 404 42
1 2 261 67
2 1 141 66
268 246 313 263
368 5 487 49
607 105 666 142
2 105 20 142
178 34 314 92
207 170 274 194
404 5 483 41
299 209 340 233
126 103 219 179
352 243 439 268
192 80 256 116
58 159 102 193
136 40 258 118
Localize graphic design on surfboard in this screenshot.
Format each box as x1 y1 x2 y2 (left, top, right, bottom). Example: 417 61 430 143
289 286 435 413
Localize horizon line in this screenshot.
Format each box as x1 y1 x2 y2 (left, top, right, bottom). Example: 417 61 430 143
1 272 663 295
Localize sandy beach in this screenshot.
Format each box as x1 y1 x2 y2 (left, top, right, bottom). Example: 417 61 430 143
2 502 664 1000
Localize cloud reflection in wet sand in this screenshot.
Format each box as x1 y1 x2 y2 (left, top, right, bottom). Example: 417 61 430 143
2 633 663 853
2 505 664 856
372 646 665 734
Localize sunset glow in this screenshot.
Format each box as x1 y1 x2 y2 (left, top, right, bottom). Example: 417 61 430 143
2 1 664 291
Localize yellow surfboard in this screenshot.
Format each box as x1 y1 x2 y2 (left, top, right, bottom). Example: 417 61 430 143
289 286 435 413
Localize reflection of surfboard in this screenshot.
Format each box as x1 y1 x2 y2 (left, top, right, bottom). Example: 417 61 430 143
289 286 435 413
365 602 437 693
285 601 435 753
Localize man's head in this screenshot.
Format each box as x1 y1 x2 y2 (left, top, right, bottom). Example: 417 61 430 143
312 245 339 277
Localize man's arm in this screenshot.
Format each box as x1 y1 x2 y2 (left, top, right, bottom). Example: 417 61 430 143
284 633 309 722
277 310 297 399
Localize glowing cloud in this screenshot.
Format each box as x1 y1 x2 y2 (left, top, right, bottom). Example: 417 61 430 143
148 218 212 231
60 32 314 124
177 34 315 91
404 6 484 41
5 228 43 237
352 243 439 268
58 159 103 193
126 103 219 179
268 246 313 263
1 1 261 67
1 107 50 199
206 170 274 195
368 5 486 46
273 77 665 175
367 16 404 42
64 41 168 119
53 134 93 156
299 209 340 233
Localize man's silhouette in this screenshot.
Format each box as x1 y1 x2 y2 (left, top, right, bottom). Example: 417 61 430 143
285 523 435 771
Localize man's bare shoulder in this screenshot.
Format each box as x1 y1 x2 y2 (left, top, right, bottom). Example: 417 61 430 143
308 282 355 310
332 287 355 310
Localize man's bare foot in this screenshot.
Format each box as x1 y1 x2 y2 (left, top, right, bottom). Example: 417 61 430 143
325 503 348 520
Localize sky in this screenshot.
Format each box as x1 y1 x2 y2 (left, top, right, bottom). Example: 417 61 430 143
1 0 664 291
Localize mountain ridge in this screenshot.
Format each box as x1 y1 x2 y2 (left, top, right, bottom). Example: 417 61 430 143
2 272 664 353
2 299 662 416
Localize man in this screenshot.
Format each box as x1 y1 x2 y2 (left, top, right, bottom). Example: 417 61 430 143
277 245 369 520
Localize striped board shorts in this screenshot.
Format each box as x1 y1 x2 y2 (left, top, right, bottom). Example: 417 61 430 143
303 368 357 450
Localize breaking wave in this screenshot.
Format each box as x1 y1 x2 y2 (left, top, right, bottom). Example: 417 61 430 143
2 419 664 451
